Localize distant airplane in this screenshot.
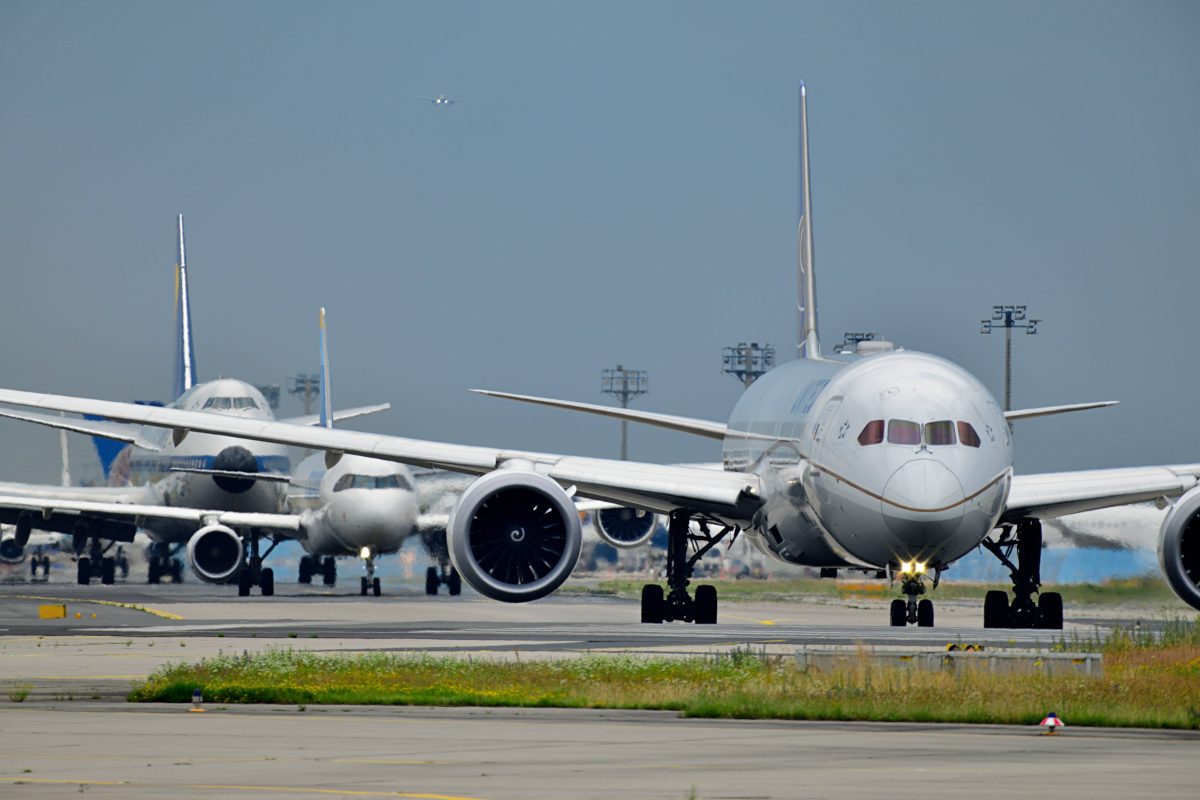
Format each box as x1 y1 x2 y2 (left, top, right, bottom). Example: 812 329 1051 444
420 95 460 107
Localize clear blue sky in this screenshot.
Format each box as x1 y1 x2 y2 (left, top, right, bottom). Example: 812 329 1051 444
1 0 1197 483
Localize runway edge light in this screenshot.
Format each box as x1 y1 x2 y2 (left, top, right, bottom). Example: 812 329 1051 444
1040 712 1065 734
189 688 206 713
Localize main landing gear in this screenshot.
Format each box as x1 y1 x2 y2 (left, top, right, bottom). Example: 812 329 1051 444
640 510 733 624
298 555 337 587
980 520 1063 629
29 547 51 579
74 536 129 586
236 534 279 597
147 542 184 584
889 560 936 627
360 551 381 597
425 564 462 596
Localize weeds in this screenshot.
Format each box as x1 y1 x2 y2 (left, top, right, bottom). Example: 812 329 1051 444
8 685 32 703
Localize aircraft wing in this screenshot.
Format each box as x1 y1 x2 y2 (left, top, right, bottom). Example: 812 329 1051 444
0 407 160 450
279 403 392 427
1004 465 1200 522
0 389 763 521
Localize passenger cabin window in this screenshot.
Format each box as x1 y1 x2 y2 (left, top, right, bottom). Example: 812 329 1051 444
857 420 884 446
957 421 982 448
924 420 956 446
887 419 921 445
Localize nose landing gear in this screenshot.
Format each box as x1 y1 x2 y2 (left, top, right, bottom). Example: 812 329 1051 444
359 551 381 597
980 520 1062 629
889 561 936 627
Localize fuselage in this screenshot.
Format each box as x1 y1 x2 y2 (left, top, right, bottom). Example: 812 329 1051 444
123 379 290 541
290 453 419 558
724 351 1012 572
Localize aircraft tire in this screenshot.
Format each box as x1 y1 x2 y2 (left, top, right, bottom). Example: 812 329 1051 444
1038 592 1063 630
694 584 718 625
321 557 336 587
640 584 664 624
889 598 906 627
447 568 462 596
983 590 1009 628
170 558 184 583
148 560 161 584
298 556 313 584
425 567 439 595
77 557 91 586
372 577 381 597
917 598 934 627
260 568 274 596
237 571 252 597
360 577 369 596
100 557 116 585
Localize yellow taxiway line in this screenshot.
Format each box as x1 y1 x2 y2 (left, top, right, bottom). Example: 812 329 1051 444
0 777 480 799
13 594 184 620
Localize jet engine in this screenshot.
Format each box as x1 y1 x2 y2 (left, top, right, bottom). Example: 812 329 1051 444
448 470 582 603
593 507 659 549
187 524 244 583
0 534 23 564
1159 486 1200 612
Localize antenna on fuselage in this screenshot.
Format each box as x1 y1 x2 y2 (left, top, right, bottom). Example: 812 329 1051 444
796 82 820 360
173 213 198 400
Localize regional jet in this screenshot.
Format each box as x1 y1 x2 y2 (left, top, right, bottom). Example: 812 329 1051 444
2 86 1198 628
420 94 460 107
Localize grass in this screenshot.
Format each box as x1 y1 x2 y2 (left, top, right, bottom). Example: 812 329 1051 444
566 574 1180 605
8 685 31 703
130 618 1200 729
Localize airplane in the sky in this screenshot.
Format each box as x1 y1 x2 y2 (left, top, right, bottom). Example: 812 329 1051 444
420 94 460 107
2 85 1198 627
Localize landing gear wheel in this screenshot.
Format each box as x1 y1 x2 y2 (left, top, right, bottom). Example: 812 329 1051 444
372 577 381 597
889 598 906 627
77 557 91 585
100 557 116 585
260 567 274 597
983 590 1009 628
694 584 718 624
1038 592 1063 630
170 558 184 583
917 598 934 628
360 576 369 596
447 568 462 596
640 584 665 624
425 566 439 596
30 558 39 577
148 559 161 584
238 571 252 597
298 556 313 585
321 557 336 587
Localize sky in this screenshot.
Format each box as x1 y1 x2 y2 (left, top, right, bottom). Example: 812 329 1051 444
1 0 1197 484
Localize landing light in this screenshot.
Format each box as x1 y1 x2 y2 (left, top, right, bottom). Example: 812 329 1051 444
899 560 927 576
359 546 371 560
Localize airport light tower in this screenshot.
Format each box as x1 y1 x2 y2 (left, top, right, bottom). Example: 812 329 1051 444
722 342 775 388
980 305 1040 412
287 373 321 416
601 365 648 461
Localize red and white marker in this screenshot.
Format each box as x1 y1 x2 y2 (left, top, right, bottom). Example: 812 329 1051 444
1040 712 1065 734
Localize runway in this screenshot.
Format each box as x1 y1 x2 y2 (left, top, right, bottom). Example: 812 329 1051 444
2 578 1195 798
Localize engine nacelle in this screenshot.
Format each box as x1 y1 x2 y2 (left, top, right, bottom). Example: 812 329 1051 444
187 524 244 584
593 507 659 548
0 535 24 564
1159 486 1200 612
448 470 582 603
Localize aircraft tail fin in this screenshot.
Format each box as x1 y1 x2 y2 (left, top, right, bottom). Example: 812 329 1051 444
318 307 333 429
172 213 198 400
797 81 820 359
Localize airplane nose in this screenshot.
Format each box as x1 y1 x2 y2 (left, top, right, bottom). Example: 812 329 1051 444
213 445 257 494
881 459 965 548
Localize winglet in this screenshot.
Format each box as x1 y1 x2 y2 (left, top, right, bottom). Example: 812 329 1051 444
797 81 820 359
172 213 198 400
1004 401 1119 422
318 307 333 429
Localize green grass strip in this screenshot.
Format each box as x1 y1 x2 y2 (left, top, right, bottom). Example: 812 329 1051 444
131 618 1200 729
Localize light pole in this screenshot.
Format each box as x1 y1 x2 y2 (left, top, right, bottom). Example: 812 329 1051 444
722 342 775 388
601 365 648 461
980 305 1040 412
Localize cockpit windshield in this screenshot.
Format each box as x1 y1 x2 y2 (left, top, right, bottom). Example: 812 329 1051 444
957 421 982 448
332 473 412 492
924 420 956 446
887 420 921 445
858 419 984 448
203 396 259 410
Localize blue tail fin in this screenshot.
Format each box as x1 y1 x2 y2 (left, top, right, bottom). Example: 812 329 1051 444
318 307 333 429
172 213 198 400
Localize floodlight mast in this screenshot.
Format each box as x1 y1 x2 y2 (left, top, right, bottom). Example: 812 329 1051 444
601 365 648 461
722 342 775 388
980 305 1040 413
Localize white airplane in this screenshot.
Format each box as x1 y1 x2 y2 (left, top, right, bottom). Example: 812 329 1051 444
0 217 388 594
420 94 460 107
2 84 1199 628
